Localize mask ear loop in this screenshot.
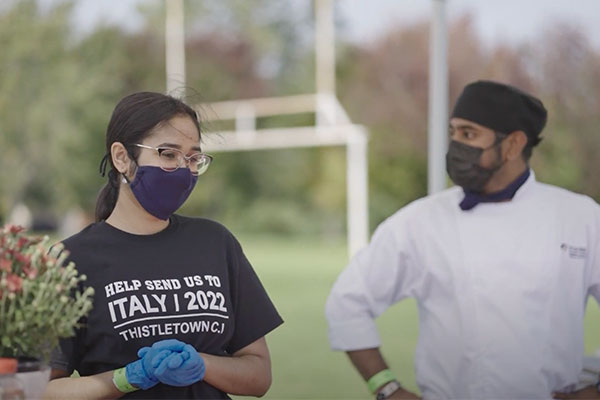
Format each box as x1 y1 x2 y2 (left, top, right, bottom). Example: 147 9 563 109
122 148 139 184
478 131 507 152
99 154 110 177
100 153 123 187
489 131 509 171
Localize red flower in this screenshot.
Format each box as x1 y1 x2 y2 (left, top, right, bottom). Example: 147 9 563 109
16 237 29 250
0 258 11 272
15 253 31 266
8 225 25 235
22 265 37 279
5 274 23 293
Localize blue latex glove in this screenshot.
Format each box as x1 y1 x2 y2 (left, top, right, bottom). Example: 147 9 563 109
125 358 157 390
154 344 205 387
126 339 187 390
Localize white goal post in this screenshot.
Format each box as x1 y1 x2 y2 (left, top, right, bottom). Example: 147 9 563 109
197 94 369 258
165 0 369 257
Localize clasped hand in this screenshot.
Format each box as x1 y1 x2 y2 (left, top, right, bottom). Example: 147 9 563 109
126 338 205 389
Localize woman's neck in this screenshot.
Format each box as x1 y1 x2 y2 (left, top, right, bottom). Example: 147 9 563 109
105 184 170 235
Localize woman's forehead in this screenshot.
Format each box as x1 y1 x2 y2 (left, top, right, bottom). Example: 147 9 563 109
148 115 201 145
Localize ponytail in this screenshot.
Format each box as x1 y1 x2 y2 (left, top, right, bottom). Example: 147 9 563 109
95 165 120 222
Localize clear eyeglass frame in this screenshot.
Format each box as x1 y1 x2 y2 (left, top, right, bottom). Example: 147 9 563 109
133 143 213 176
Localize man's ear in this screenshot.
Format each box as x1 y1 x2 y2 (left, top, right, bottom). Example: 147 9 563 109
505 131 528 161
110 142 131 175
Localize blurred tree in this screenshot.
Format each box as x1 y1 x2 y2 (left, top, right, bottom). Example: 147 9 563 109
529 25 600 198
0 0 326 235
185 0 314 95
0 0 84 219
178 0 345 236
0 0 169 223
337 14 600 228
2 1 598 238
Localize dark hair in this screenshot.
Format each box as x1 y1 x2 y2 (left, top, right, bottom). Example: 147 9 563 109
522 144 534 161
521 136 542 162
495 130 538 162
95 92 201 222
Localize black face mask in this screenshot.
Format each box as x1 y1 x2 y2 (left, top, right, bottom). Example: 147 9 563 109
445 138 505 192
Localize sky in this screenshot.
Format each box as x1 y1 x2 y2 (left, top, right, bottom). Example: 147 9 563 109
337 0 600 49
59 0 600 50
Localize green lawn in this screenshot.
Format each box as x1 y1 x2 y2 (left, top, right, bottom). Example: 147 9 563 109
236 234 600 400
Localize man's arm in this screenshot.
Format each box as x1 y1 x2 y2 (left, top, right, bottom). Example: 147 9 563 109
347 348 420 399
553 385 600 400
326 217 423 398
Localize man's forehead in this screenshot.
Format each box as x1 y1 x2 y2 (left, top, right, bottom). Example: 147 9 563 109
449 117 490 131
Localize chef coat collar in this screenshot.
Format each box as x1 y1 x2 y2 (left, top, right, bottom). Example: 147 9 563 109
459 168 531 211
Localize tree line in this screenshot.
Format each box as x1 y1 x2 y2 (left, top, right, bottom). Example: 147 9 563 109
1 0 598 237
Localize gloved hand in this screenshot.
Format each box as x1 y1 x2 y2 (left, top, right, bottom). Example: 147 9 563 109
154 343 205 387
125 339 187 390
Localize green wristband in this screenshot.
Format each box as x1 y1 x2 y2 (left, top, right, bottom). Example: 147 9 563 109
367 369 396 394
113 367 139 393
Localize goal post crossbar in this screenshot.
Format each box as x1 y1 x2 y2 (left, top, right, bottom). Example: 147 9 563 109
198 97 369 258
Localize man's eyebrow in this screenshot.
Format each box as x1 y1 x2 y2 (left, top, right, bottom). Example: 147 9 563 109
452 124 480 131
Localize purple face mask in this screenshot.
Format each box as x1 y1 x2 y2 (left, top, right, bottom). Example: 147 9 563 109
129 166 198 220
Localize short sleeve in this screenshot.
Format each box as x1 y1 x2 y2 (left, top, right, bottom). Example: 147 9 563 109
48 243 85 374
325 213 424 351
225 235 283 354
49 326 84 374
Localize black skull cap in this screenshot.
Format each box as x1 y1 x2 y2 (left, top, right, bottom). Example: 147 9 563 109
451 80 547 146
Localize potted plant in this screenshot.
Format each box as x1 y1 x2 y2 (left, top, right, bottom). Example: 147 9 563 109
0 224 94 398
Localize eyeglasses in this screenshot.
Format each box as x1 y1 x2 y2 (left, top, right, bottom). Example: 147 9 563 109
133 144 213 176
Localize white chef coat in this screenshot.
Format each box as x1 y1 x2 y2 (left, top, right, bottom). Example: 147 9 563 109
326 171 600 399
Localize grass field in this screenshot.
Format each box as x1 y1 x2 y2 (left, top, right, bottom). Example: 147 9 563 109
236 234 600 399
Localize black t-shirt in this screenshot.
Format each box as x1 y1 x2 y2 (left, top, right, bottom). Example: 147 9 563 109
50 215 283 399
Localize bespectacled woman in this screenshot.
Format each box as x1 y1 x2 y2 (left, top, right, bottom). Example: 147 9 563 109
44 92 283 399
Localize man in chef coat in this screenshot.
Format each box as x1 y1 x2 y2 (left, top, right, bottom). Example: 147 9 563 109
325 80 600 400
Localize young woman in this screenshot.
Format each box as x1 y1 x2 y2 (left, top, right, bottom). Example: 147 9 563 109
44 92 283 399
